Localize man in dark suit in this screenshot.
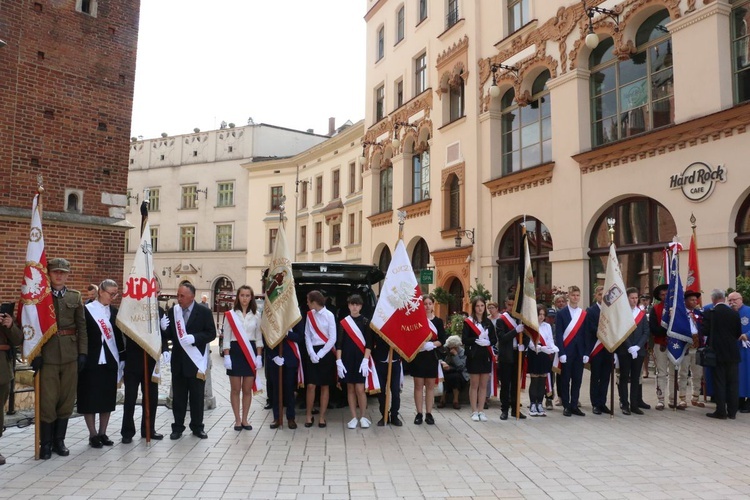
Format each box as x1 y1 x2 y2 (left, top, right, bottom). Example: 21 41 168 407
585 286 612 415
702 289 746 419
496 295 526 420
167 282 217 439
267 320 305 429
616 288 649 415
556 286 587 416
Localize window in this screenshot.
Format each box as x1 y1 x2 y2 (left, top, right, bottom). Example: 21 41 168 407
447 0 459 28
315 222 323 250
270 186 283 211
180 226 196 252
497 217 552 303
396 6 405 43
348 213 356 245
449 175 460 229
379 166 393 212
269 228 278 254
411 149 430 202
332 169 340 199
300 225 307 253
181 185 197 209
412 238 430 293
149 227 159 253
149 188 160 212
735 193 750 276
501 70 552 174
76 0 97 16
589 10 674 147
332 223 341 247
508 0 530 34
217 182 234 207
315 176 323 205
415 53 427 95
375 85 385 121
395 79 404 108
349 162 357 194
449 71 465 122
732 1 750 103
377 25 385 61
124 230 129 253
216 224 232 251
419 0 428 23
358 211 363 243
300 181 308 209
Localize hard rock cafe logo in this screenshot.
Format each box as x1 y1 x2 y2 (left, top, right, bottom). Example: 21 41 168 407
21 262 50 305
669 162 727 202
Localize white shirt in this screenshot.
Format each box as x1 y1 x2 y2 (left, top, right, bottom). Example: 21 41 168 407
224 309 261 344
305 307 337 356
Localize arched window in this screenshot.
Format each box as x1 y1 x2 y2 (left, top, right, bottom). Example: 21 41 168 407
501 70 552 175
379 165 392 212
66 193 79 212
448 278 465 314
411 148 430 203
497 217 553 304
448 175 460 229
589 9 674 146
732 1 750 103
735 194 750 277
588 197 676 294
412 238 430 293
449 71 465 122
377 246 392 277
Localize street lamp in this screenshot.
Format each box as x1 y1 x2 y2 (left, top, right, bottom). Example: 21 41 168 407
454 227 475 248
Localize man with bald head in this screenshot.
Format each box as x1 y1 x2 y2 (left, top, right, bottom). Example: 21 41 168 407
727 292 750 413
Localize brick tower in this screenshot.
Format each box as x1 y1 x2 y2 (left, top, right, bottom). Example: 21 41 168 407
0 0 140 298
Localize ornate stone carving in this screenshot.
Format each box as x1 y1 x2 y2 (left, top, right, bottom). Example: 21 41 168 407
367 210 393 228
398 198 432 219
441 162 465 186
436 35 469 71
484 162 555 197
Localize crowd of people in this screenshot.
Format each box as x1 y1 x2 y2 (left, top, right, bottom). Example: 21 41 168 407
1 257 749 465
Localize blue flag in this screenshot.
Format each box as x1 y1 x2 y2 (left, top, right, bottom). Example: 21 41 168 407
661 246 692 365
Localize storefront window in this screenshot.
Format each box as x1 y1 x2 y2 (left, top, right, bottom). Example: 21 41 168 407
732 1 750 103
588 197 676 295
735 194 750 277
496 217 553 304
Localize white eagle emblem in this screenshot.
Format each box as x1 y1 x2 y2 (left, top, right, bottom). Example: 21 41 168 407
21 266 44 299
386 281 422 315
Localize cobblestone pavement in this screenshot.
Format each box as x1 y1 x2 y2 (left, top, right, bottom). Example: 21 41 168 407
1 342 750 499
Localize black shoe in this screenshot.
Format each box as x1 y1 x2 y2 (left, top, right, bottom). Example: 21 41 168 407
52 419 70 456
414 413 423 425
53 440 70 456
500 411 508 420
270 420 281 429
511 412 527 419
169 432 182 440
621 405 631 415
40 443 52 460
570 407 585 416
234 425 243 431
141 433 163 440
592 406 602 415
424 413 434 425
545 398 553 409
706 412 728 420
288 419 297 429
242 425 252 431
631 407 644 415
728 414 737 420
192 430 208 439
740 408 750 414
304 417 314 428
89 436 103 449
377 418 385 427
40 422 53 459
98 434 114 446
483 401 489 410
601 405 611 414
264 402 273 410
121 436 133 444
390 416 403 426
638 401 651 410
563 408 572 417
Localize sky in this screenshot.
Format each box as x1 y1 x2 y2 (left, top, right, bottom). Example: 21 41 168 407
130 0 366 140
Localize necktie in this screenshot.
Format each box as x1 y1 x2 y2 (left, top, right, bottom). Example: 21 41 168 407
182 307 190 324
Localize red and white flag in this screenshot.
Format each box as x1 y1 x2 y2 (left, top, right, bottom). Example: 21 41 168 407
370 239 431 362
20 194 57 361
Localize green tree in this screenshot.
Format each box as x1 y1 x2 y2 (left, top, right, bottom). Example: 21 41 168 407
468 281 492 302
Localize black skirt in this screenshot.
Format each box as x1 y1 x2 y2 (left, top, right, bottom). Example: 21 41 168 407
341 344 366 384
465 345 493 374
527 350 553 375
227 340 257 377
307 345 336 386
77 364 117 414
409 350 439 378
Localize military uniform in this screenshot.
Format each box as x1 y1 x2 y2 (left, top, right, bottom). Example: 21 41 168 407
39 258 87 459
1 316 23 465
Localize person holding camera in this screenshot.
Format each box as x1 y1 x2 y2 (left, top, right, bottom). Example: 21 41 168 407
0 307 23 465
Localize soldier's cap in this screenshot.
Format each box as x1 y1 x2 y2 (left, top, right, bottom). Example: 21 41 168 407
47 258 71 273
546 308 557 317
684 290 702 299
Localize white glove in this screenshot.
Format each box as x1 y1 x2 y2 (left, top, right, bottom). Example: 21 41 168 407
255 355 263 369
475 338 491 347
359 358 370 377
742 340 750 349
160 351 171 364
310 352 320 364
614 354 620 369
583 355 590 364
273 356 285 366
559 354 567 364
179 334 195 346
223 356 232 370
317 347 330 359
517 344 525 352
542 346 556 355
117 361 125 382
515 324 525 333
628 346 640 359
336 359 347 379
160 315 170 331
422 341 435 352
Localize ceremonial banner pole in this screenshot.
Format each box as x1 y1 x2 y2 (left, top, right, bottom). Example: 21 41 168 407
384 215 407 425
690 214 707 404
608 219 616 419
278 202 286 429
33 179 46 460
140 193 152 445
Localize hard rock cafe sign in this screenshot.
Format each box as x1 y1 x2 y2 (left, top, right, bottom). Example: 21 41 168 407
669 162 726 202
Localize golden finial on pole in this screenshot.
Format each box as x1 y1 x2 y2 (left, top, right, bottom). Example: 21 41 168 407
607 217 616 244
690 213 696 230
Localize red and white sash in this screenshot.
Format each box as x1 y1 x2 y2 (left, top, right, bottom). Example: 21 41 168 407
590 339 604 358
465 318 495 360
225 310 264 394
86 302 122 382
562 308 586 348
286 338 305 388
340 316 381 394
633 308 646 324
173 306 209 380
499 312 522 349
308 310 329 343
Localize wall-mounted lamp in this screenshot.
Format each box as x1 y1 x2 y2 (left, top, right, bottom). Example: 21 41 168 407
195 187 208 200
391 120 416 149
454 226 475 248
359 140 378 166
583 0 621 50
126 192 139 205
488 61 519 98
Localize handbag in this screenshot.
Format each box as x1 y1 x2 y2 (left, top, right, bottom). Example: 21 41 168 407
696 346 717 367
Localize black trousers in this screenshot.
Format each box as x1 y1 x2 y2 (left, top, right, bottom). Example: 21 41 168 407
589 352 612 408
121 369 158 438
560 356 584 408
618 354 644 408
712 363 739 417
268 363 297 421
376 360 401 418
171 374 205 433
498 358 519 413
529 376 546 404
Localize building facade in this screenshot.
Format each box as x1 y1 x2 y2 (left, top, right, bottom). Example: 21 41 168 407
362 0 750 310
0 0 139 297
125 124 327 306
